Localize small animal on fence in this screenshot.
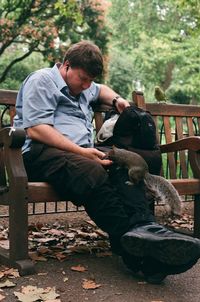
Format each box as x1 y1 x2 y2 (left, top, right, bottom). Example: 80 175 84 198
108 147 182 216
154 86 168 103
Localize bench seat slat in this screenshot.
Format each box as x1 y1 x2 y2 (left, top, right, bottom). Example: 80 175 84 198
171 179 200 195
27 182 61 202
27 180 200 202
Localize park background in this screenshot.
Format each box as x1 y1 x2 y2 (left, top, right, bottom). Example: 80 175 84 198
0 0 199 103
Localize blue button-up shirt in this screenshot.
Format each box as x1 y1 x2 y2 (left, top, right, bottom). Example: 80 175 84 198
14 64 100 153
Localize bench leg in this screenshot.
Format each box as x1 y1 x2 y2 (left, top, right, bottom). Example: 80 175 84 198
0 189 35 275
194 194 200 238
0 248 35 276
9 189 35 275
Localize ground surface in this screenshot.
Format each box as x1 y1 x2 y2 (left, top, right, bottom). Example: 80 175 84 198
0 202 199 302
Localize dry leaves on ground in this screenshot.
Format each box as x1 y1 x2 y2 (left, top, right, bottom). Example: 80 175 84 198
157 213 193 234
27 220 110 263
0 279 16 288
14 285 60 302
0 267 19 289
0 213 193 265
0 268 19 280
0 294 5 301
82 279 101 290
70 264 88 272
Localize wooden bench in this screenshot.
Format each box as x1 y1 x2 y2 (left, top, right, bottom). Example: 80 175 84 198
1 89 200 275
0 89 112 275
133 91 200 238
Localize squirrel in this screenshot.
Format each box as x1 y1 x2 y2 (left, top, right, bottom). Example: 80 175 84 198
108 147 182 216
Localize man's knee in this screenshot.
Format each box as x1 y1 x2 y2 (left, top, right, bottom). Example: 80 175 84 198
79 160 109 189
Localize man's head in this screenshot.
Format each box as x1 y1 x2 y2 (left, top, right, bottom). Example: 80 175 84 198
63 40 103 78
61 40 104 96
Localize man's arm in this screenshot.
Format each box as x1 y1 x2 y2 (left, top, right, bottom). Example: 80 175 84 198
98 84 130 113
27 124 112 166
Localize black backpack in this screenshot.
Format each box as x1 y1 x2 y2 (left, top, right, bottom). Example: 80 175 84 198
111 105 158 150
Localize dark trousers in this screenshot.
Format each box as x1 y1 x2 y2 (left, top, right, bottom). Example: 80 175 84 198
23 142 156 253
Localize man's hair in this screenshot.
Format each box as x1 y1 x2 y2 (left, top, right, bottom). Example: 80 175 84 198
63 40 103 77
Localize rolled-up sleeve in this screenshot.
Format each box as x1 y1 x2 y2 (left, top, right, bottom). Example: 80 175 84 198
22 74 58 129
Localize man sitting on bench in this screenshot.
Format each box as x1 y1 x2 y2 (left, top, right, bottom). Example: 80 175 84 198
14 40 200 284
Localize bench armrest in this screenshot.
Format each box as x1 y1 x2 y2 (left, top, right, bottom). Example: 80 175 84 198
160 136 200 178
0 127 27 201
0 127 25 148
160 136 200 153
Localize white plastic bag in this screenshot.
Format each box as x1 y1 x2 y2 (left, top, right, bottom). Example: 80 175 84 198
96 114 119 143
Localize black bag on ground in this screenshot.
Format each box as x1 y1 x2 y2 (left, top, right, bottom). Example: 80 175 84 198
112 105 157 150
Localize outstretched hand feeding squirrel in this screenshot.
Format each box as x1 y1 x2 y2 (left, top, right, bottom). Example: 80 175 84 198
108 147 182 216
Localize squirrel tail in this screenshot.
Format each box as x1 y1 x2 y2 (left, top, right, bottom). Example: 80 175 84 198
144 173 182 216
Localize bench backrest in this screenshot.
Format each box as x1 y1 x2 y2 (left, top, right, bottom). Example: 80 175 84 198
2 89 200 182
0 89 108 132
132 91 200 180
0 90 17 127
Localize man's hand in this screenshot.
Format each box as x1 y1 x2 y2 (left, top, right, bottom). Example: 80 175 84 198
99 84 130 114
80 148 112 166
115 98 130 113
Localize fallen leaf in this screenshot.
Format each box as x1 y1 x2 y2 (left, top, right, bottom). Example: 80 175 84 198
48 229 65 236
3 268 19 278
71 265 87 272
37 246 52 254
96 251 112 257
95 229 108 238
85 220 97 227
0 294 5 301
0 280 16 288
41 287 60 301
68 245 91 253
29 252 47 262
82 279 101 290
76 230 98 239
0 240 9 249
34 237 58 244
55 252 69 262
14 285 60 302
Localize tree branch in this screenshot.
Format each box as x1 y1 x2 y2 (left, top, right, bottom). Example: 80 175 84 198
0 48 35 83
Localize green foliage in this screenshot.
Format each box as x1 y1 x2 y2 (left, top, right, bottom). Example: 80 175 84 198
0 53 45 90
107 0 200 103
0 0 109 84
105 48 136 99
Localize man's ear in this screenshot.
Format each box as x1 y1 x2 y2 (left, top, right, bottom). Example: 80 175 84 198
65 60 70 70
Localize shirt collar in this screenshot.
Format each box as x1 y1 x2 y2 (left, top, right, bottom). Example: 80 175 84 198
51 63 67 91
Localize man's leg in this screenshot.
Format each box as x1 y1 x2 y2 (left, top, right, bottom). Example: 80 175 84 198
110 165 200 266
23 143 150 272
23 143 200 278
23 144 134 237
107 163 200 279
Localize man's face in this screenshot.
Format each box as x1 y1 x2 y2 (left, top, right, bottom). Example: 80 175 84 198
63 63 95 96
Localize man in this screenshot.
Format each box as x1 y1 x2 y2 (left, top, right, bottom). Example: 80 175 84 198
14 40 200 284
